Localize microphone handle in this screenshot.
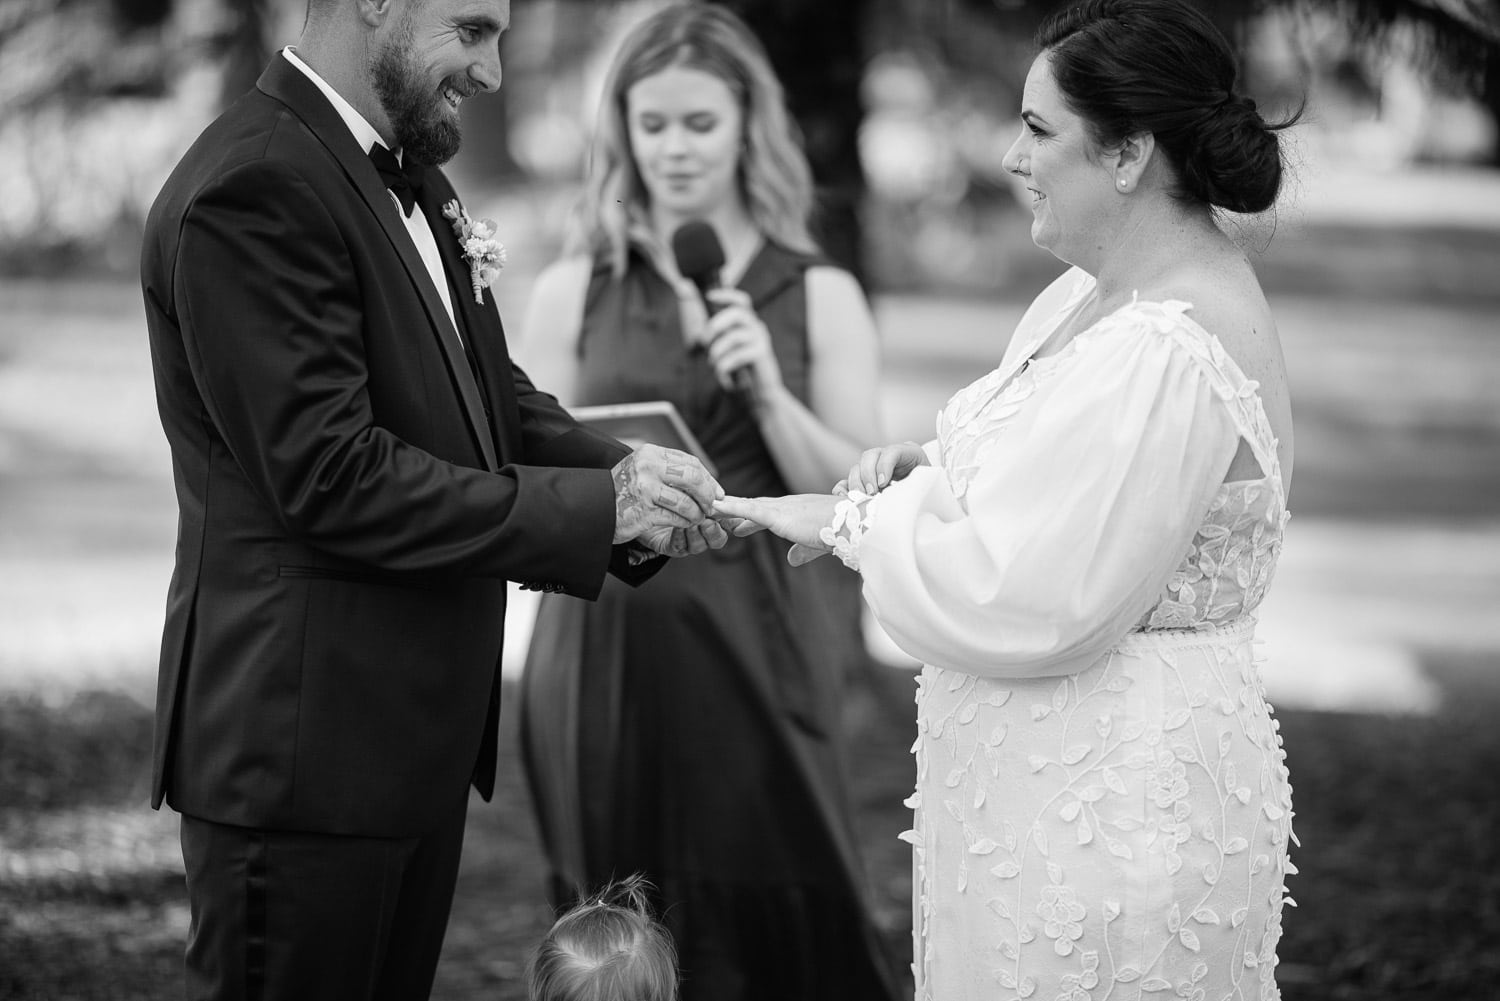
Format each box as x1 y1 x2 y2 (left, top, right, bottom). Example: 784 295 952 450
697 272 725 315
731 365 757 406
696 275 761 411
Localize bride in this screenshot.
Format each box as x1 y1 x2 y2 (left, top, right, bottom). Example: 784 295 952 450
715 0 1302 997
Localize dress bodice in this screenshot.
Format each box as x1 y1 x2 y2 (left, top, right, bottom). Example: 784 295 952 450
935 274 1288 636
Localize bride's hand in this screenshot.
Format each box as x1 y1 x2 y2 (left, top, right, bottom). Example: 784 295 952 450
840 441 929 495
713 494 839 565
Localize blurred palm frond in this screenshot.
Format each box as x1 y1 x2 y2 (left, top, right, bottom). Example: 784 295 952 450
1324 0 1500 91
908 0 1498 95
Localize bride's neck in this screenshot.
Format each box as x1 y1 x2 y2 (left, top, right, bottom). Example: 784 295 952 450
1092 201 1223 309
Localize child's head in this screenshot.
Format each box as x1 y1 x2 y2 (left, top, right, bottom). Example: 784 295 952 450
526 875 678 1001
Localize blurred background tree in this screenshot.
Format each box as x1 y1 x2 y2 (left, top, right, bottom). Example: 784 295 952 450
2 0 1496 283
0 0 219 273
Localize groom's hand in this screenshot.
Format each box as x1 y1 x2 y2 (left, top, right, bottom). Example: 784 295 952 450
633 521 729 558
611 445 723 544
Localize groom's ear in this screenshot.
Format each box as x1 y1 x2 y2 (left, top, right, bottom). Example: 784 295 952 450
356 0 394 28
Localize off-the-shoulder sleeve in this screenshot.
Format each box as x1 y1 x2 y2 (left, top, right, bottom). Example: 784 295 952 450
857 309 1241 678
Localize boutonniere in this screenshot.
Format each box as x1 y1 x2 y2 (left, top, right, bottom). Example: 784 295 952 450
441 199 507 304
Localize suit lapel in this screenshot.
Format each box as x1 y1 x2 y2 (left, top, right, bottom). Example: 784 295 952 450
418 175 523 465
255 56 499 472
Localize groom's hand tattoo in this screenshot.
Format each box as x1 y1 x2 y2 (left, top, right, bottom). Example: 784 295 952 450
611 446 723 545
613 457 649 543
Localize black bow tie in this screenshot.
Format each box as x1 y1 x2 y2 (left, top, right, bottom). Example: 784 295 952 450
368 144 424 216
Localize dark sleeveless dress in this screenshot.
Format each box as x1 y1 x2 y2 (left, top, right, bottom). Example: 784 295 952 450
519 241 901 1001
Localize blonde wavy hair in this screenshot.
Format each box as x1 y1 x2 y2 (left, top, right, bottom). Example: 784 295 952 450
525 875 678 1001
563 2 818 275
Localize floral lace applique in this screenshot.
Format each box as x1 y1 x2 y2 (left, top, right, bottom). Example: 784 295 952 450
819 488 876 571
939 360 1052 500
1132 301 1289 631
936 272 1094 500
908 628 1297 1001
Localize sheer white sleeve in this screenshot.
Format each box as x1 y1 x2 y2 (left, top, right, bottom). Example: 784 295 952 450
854 308 1242 678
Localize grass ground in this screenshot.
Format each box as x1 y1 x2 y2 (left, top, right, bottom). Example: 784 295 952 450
3 657 1500 1000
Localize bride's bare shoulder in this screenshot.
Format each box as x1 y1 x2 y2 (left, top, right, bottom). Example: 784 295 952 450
1161 260 1295 476
1160 261 1277 364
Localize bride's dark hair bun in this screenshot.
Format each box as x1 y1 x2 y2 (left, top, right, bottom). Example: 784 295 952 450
1179 94 1286 213
1037 0 1301 214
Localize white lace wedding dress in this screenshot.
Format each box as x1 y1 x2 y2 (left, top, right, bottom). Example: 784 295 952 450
850 268 1295 1001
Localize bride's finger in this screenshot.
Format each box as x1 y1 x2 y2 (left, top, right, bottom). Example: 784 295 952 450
712 496 760 520
711 500 769 535
787 543 828 567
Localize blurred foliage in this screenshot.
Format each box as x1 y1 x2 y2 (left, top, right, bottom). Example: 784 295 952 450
913 0 1500 93
1 0 1497 280
719 0 871 274
1326 0 1500 94
0 692 153 811
0 0 174 113
1273 650 1500 999
0 0 235 275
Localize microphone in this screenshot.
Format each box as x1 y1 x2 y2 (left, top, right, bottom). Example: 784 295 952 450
670 220 757 407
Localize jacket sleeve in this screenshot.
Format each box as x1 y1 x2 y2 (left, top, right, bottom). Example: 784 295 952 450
506 383 668 587
856 310 1241 677
173 157 621 594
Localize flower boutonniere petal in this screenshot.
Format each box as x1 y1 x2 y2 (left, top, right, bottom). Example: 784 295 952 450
441 199 507 304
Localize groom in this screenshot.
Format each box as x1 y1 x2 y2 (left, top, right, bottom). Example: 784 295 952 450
139 0 725 997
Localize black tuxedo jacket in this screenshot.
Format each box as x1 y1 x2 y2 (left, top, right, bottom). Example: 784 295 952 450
140 54 656 837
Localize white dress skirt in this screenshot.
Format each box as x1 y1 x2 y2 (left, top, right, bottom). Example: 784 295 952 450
848 269 1296 1001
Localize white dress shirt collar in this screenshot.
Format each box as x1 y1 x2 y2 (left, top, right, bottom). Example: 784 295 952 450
282 46 400 161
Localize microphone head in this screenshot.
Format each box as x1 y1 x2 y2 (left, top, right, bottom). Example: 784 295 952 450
670 221 725 291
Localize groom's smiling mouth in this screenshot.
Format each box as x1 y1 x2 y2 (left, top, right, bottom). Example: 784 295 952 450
440 82 470 110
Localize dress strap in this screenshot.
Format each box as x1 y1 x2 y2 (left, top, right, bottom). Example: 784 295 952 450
1125 299 1283 483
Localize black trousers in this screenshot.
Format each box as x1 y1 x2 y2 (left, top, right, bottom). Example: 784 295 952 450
178 794 469 1001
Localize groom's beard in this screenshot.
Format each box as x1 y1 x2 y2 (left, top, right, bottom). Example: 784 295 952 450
371 15 463 165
